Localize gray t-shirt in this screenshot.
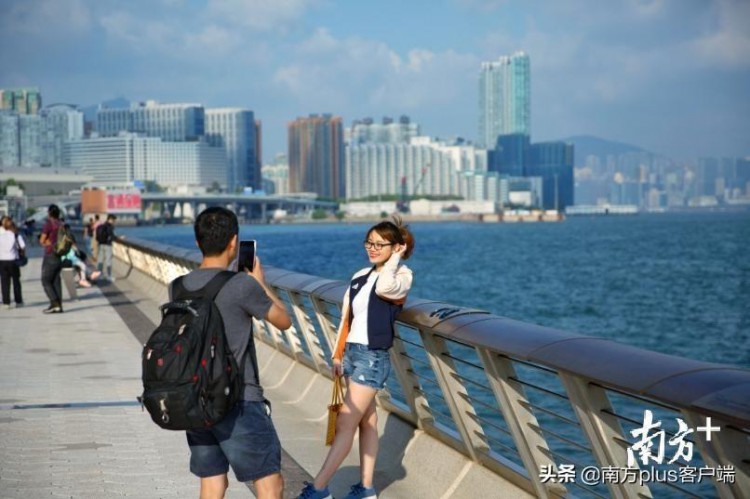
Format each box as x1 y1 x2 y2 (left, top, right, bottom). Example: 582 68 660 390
169 269 272 401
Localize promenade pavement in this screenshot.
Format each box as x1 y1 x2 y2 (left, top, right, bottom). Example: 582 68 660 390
1 252 517 499
0 257 254 498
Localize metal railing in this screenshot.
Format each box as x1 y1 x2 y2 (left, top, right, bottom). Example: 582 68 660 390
114 237 749 499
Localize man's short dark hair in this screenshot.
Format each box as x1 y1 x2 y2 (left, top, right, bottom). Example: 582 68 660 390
48 204 61 219
107 214 117 222
194 207 238 257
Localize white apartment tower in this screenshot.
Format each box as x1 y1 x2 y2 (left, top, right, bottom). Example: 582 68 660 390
478 51 531 148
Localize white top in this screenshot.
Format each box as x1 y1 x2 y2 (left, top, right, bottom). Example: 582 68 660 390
0 231 25 261
343 252 413 347
347 272 379 345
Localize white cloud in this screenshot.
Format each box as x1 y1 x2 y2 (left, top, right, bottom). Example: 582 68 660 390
99 11 247 60
453 0 508 12
690 0 750 69
273 30 477 115
184 25 244 56
207 0 319 32
100 11 176 52
1 0 91 36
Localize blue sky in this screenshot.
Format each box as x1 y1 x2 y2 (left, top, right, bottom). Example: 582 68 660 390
1 0 749 162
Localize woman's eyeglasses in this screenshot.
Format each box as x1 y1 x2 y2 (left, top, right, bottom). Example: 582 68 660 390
363 241 393 251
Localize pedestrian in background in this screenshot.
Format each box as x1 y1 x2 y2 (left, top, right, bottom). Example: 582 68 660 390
39 204 64 314
0 217 25 309
90 214 101 263
96 214 118 282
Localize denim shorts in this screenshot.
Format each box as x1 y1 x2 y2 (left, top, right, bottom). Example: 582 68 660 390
186 400 281 483
343 343 391 390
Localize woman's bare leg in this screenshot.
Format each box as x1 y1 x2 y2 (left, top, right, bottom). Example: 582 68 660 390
358 398 379 488
312 380 378 490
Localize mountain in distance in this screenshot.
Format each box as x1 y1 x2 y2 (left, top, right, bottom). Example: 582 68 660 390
561 135 647 161
80 97 131 122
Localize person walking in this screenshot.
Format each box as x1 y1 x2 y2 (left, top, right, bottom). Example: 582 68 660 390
297 217 415 499
83 216 94 258
38 204 65 314
0 217 25 309
174 207 292 499
89 214 100 263
95 214 118 281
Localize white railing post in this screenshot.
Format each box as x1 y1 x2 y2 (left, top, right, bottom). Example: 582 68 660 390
476 348 566 499
558 373 652 499
683 411 750 499
382 330 430 426
420 330 487 461
287 291 330 374
309 295 340 359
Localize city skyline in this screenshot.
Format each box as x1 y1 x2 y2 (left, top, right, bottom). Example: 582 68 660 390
1 0 749 162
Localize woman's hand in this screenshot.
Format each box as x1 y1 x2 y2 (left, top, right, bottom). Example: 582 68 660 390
332 359 343 378
392 243 407 258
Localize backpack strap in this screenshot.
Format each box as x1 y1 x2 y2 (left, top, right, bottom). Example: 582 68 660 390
172 270 236 302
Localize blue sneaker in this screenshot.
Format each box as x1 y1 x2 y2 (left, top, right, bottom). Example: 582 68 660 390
297 481 332 499
343 482 377 499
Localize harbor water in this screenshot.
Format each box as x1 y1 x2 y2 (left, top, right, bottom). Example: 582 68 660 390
123 211 749 369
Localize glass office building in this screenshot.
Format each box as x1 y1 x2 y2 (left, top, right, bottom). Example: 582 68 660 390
205 109 258 192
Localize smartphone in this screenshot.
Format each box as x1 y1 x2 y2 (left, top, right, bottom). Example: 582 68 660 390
238 240 256 272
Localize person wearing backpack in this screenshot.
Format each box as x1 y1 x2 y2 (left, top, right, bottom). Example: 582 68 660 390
169 207 291 499
39 204 65 314
95 214 118 281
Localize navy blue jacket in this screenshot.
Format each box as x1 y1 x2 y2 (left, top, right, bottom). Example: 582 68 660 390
347 268 403 350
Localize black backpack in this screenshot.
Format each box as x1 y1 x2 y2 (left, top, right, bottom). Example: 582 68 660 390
95 223 112 244
140 271 244 430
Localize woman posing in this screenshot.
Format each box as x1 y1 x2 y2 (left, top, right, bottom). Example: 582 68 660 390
298 217 415 499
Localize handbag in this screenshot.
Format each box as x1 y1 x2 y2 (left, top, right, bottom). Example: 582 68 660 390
14 236 28 267
325 376 345 446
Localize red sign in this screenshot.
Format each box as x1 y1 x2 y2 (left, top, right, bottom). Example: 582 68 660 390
106 191 142 214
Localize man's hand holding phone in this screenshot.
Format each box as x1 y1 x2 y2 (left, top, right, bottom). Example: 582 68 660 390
238 240 256 272
247 256 265 283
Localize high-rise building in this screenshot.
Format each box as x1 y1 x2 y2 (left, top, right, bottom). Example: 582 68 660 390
288 115 345 199
262 154 290 195
96 101 204 142
528 141 575 210
478 52 530 148
347 116 420 145
345 135 485 201
0 105 84 168
40 105 84 167
0 111 20 167
205 109 258 192
488 133 530 177
0 87 42 115
65 133 227 187
18 115 42 167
